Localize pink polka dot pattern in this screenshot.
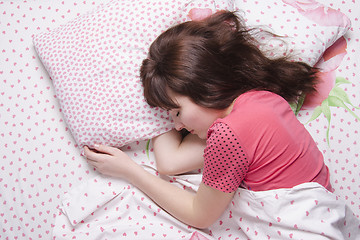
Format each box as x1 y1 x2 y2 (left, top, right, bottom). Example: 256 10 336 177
33 0 233 149
235 0 351 66
203 122 249 193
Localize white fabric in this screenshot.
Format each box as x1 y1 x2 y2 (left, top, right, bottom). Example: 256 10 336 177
32 0 350 149
216 182 360 239
53 175 360 239
53 171 211 239
235 0 351 66
60 175 128 226
1 0 359 239
32 0 233 149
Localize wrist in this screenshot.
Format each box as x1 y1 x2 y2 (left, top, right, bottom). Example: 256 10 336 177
125 161 149 184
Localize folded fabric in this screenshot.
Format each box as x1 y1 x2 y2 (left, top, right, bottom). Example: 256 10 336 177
56 176 360 239
59 168 203 227
53 171 212 240
60 175 130 227
211 182 360 239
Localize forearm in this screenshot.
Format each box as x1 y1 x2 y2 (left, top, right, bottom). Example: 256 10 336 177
129 165 234 228
128 163 205 227
153 129 206 175
153 129 182 172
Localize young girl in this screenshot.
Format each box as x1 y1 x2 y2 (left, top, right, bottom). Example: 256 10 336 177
84 11 331 229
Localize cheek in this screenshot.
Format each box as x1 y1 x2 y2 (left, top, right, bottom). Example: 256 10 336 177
188 113 212 129
180 115 192 126
178 114 197 128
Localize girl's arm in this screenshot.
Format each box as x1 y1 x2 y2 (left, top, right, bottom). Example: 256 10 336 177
153 129 206 175
84 145 234 228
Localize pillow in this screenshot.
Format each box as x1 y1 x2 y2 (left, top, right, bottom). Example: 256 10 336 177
33 0 233 149
234 0 351 66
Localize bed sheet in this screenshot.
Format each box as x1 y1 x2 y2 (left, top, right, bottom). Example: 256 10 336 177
1 0 359 239
301 0 360 216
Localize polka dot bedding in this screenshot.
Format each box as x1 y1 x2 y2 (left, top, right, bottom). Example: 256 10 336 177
1 0 359 239
31 0 234 150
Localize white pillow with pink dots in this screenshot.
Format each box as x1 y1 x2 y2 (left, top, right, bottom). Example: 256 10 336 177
235 0 351 66
33 0 233 149
33 0 350 149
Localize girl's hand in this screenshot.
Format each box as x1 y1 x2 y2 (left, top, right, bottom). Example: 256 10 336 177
83 144 138 179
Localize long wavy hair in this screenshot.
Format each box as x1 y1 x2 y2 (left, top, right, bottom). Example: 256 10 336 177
140 11 318 110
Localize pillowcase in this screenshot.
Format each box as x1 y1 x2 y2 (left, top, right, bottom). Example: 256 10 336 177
234 0 351 66
33 0 350 149
33 0 233 149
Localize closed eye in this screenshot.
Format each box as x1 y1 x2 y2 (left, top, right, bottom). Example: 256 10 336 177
169 109 180 118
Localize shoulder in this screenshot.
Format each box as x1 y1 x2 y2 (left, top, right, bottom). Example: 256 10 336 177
227 91 293 127
235 91 289 113
207 121 233 140
206 122 247 159
208 91 296 159
207 121 240 147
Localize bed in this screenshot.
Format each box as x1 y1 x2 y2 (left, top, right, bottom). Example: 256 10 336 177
1 0 359 239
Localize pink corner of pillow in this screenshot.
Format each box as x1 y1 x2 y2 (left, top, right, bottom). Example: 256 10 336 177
315 36 347 73
188 8 213 21
282 0 351 28
321 36 347 62
302 37 347 109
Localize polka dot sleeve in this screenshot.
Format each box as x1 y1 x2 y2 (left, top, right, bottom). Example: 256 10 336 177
202 122 249 193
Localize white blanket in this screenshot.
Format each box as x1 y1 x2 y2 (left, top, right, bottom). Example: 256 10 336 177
213 183 359 239
53 173 360 239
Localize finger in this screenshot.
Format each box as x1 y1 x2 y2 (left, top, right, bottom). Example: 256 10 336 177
83 146 95 158
83 146 107 162
86 157 97 163
92 144 119 156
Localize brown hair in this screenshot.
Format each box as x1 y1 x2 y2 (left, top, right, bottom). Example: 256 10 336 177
140 11 318 110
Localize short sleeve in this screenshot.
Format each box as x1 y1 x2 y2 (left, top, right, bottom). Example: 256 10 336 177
202 122 249 193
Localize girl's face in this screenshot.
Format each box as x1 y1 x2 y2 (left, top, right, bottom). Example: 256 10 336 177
168 92 229 139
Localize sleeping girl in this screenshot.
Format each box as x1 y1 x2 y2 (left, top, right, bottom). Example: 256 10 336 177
84 10 336 230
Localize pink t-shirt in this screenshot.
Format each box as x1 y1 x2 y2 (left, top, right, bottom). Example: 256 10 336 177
202 91 331 192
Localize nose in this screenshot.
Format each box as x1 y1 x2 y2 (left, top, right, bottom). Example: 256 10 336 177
174 121 185 131
169 110 185 131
